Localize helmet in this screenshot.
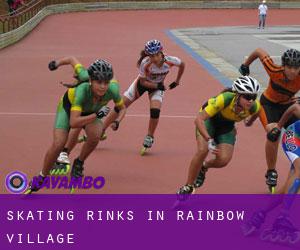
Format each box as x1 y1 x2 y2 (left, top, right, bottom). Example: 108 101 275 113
87 59 113 82
281 49 300 67
232 76 260 94
144 39 163 55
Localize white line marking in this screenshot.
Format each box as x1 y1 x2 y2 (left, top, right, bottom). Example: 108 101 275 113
0 112 195 119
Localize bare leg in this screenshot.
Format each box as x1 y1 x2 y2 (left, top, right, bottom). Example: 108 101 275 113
42 129 68 176
186 135 209 185
265 123 280 171
204 144 234 169
64 128 82 153
283 159 300 194
148 99 162 137
78 121 103 161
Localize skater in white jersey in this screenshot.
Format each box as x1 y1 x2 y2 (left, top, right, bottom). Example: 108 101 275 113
102 39 185 155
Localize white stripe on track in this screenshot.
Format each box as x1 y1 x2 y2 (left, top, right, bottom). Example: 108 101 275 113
0 112 195 119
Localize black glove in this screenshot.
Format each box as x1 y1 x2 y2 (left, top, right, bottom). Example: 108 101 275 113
48 60 58 71
239 64 250 76
169 81 179 90
267 127 281 142
111 120 120 131
96 106 110 119
157 82 166 91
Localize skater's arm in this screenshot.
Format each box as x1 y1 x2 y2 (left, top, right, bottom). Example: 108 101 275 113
105 103 126 131
243 48 269 67
195 111 211 141
56 56 81 68
115 103 126 124
244 100 261 127
244 112 259 127
175 61 185 85
70 111 97 128
48 56 82 71
278 104 300 129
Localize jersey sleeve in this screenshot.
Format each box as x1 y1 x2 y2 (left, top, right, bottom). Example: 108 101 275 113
109 81 124 107
165 56 182 66
138 57 150 78
69 83 87 112
202 94 225 117
74 63 89 82
260 55 283 78
249 100 261 115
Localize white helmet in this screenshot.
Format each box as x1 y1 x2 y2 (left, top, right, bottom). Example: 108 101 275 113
232 76 260 94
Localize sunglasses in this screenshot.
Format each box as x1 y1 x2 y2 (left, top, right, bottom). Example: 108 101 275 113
241 94 257 101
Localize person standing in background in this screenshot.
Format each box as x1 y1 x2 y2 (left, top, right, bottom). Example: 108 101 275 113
258 0 268 29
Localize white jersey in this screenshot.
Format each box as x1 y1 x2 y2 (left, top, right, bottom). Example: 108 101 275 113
258 4 268 15
138 55 181 83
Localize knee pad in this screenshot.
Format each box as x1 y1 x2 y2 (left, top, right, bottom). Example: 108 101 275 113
150 108 160 119
288 178 300 194
114 106 120 114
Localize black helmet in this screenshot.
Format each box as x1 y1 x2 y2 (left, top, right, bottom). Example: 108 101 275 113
281 49 300 67
88 59 113 82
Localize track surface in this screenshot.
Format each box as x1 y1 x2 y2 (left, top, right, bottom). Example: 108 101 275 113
1 9 300 193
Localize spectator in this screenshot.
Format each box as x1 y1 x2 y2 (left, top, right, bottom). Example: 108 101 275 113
7 0 26 15
258 0 268 29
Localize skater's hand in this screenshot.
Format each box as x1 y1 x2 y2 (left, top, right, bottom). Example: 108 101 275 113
169 81 179 90
157 82 166 91
290 96 300 104
267 127 281 142
239 64 250 76
208 139 219 155
96 106 110 119
48 60 58 71
111 120 119 131
244 117 253 127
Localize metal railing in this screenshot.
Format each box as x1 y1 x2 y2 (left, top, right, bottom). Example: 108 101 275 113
0 0 77 33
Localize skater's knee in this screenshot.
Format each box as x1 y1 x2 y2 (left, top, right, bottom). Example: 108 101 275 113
196 144 208 156
288 178 300 194
214 155 231 168
150 108 160 119
87 134 101 145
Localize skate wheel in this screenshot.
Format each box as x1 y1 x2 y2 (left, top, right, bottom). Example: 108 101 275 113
140 147 147 156
23 188 32 195
50 163 70 176
289 231 300 244
270 186 276 194
61 164 70 175
260 229 272 241
78 135 87 143
100 133 107 141
70 187 75 194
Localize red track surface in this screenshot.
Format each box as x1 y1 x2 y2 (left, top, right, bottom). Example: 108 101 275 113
1 9 300 193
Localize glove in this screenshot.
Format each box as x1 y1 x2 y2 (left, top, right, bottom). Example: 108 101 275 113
169 81 179 90
267 127 281 142
48 60 58 71
239 64 250 76
96 106 110 119
208 139 217 152
111 120 120 131
157 82 166 91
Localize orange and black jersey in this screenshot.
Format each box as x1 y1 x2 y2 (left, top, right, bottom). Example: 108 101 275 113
261 55 300 103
